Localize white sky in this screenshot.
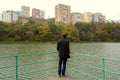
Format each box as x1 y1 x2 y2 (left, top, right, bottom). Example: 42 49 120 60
0 0 120 20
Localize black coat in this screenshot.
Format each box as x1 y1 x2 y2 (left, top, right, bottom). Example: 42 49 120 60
57 38 70 58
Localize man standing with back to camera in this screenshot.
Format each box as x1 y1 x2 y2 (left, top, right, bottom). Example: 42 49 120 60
57 34 70 77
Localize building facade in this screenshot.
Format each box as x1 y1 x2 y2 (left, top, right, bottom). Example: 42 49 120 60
93 13 105 22
32 8 45 19
82 12 93 23
0 13 2 21
40 10 45 19
21 6 30 18
15 11 21 17
2 10 19 23
71 12 83 24
32 8 40 19
55 4 71 24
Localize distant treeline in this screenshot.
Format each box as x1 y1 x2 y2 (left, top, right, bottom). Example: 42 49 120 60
0 18 120 42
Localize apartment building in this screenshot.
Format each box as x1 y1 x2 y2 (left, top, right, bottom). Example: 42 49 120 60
32 8 45 19
71 12 83 24
0 13 2 21
55 4 71 24
93 13 105 22
16 11 21 17
82 12 93 23
40 10 45 19
32 8 40 19
21 6 30 18
2 10 19 23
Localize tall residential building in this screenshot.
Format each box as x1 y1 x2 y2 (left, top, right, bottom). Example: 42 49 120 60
82 12 93 23
93 13 105 22
55 4 71 24
0 13 2 21
2 10 19 23
40 10 45 19
32 8 45 19
21 6 30 18
71 12 83 24
32 8 40 19
16 11 21 17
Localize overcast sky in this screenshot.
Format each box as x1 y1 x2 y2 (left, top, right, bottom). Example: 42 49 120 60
0 0 120 20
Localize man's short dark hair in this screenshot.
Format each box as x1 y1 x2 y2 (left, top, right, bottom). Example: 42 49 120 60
63 34 67 38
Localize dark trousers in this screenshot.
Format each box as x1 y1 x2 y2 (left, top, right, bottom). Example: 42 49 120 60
58 58 67 76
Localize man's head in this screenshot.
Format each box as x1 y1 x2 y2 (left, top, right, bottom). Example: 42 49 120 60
63 34 67 38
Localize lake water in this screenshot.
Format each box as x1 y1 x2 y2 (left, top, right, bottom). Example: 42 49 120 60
0 42 120 80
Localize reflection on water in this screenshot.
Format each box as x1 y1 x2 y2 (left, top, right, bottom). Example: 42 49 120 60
0 42 120 80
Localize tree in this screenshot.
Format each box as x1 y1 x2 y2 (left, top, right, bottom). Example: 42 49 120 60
61 24 74 40
0 22 12 40
46 18 59 40
36 22 51 41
